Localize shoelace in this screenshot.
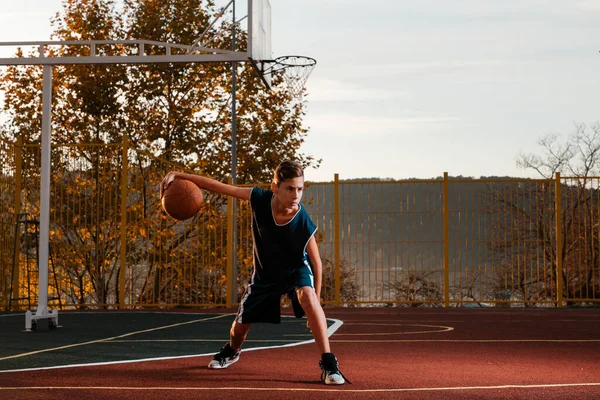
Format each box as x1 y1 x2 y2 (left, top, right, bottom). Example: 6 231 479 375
319 360 352 384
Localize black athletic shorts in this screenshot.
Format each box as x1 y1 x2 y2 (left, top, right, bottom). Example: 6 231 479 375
235 266 314 324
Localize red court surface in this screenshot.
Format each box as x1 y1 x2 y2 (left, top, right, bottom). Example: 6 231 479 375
1 307 600 400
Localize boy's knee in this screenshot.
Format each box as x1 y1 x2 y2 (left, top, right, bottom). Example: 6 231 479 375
297 287 319 309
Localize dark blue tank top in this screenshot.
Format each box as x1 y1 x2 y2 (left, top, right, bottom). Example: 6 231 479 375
250 187 317 281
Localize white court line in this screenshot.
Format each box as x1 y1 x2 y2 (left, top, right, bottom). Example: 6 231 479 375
333 324 454 335
331 339 600 343
284 323 454 337
1 382 600 393
107 339 597 343
338 318 600 323
0 313 25 318
108 339 315 343
0 316 344 374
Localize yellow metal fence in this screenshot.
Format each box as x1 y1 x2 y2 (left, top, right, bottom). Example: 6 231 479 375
1 139 599 309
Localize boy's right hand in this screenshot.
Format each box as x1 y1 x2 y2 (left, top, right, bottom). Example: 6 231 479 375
160 171 179 199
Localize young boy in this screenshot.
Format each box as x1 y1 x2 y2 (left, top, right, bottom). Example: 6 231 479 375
160 160 348 385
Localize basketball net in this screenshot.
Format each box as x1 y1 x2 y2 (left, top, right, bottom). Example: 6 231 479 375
273 56 317 100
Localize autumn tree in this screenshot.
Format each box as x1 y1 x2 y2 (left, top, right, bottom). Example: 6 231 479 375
0 0 319 308
0 0 128 307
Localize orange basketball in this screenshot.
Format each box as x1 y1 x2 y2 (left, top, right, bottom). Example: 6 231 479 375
161 179 203 221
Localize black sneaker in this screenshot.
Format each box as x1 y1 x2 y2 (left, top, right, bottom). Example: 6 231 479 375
319 353 350 385
208 343 240 369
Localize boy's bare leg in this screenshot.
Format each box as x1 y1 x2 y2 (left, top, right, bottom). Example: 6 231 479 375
230 321 251 351
208 320 249 369
297 286 330 354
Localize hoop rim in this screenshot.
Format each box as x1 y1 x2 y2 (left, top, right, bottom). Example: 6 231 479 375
274 55 317 67
250 54 317 97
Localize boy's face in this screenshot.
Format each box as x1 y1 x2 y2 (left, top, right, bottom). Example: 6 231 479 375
272 177 304 209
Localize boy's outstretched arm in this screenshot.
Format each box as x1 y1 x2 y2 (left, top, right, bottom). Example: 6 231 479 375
161 171 252 201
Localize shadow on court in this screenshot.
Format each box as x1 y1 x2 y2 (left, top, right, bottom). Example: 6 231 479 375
0 310 319 372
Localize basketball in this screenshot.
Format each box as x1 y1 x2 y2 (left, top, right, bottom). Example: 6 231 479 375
161 179 203 221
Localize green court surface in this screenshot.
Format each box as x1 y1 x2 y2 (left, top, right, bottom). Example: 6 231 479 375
0 311 324 372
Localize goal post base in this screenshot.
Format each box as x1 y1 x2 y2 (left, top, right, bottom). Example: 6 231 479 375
25 309 59 332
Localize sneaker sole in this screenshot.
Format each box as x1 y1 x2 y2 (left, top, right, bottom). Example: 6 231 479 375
207 356 239 369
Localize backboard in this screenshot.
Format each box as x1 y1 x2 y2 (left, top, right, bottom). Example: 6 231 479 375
249 0 272 61
248 0 273 88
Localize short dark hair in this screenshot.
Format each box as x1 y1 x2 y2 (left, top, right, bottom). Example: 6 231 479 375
273 160 304 185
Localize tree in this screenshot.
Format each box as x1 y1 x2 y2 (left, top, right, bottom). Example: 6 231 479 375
321 257 361 305
0 0 319 308
488 122 600 306
385 271 443 307
517 123 600 178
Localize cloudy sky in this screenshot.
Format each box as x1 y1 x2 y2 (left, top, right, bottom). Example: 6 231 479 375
1 0 599 181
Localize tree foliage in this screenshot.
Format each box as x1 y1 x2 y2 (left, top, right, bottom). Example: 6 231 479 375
0 0 321 307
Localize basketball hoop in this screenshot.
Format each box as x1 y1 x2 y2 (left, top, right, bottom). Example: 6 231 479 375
251 55 316 99
274 56 316 99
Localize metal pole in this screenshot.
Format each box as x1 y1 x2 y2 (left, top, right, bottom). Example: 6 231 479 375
232 0 237 185
37 64 52 317
229 0 239 307
443 172 450 307
334 173 340 306
188 0 234 52
226 190 234 308
119 135 128 309
555 172 563 307
11 138 22 305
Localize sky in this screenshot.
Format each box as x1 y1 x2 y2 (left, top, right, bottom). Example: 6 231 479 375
1 0 599 182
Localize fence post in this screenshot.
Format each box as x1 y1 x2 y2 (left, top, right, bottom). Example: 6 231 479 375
226 179 235 308
555 172 563 308
11 137 23 304
118 135 128 309
443 172 450 307
334 173 340 307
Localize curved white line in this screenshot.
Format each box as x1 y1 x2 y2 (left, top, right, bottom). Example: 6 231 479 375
333 323 454 336
0 316 344 374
